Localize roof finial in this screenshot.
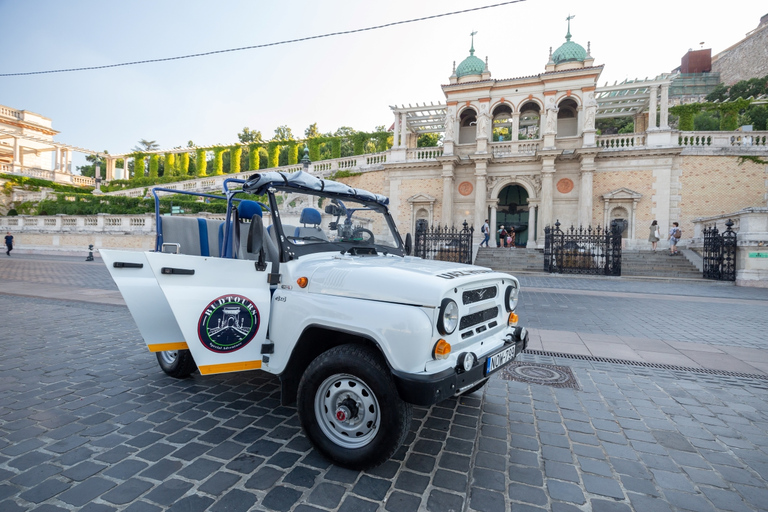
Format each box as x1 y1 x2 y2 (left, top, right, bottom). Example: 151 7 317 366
565 14 575 42
470 30 478 55
587 41 591 56
452 60 456 73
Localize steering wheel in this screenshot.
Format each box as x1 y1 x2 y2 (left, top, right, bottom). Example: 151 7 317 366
352 228 375 244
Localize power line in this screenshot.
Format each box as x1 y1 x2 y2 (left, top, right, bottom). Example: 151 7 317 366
1 0 526 78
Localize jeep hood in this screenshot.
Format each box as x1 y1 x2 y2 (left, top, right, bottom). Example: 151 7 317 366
303 255 511 307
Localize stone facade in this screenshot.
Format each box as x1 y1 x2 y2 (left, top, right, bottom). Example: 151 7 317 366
711 16 768 85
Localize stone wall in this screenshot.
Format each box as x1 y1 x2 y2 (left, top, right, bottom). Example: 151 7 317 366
591 169 655 236
711 21 768 85
678 155 766 233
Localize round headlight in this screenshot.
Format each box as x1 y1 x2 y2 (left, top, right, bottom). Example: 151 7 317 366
459 352 475 372
438 299 459 335
505 283 519 312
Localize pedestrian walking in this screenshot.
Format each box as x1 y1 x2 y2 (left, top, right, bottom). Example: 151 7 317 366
669 222 681 255
5 232 13 256
507 226 515 248
498 225 507 247
480 219 490 247
649 220 660 252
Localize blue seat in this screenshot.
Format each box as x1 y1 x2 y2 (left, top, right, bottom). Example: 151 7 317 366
294 207 327 240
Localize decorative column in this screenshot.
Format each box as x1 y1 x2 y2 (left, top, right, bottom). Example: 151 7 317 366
55 147 62 170
647 85 658 130
400 113 408 148
474 159 488 240
105 158 115 181
543 94 558 149
526 203 538 248
578 153 596 227
62 149 69 173
659 83 670 130
539 157 556 241
490 201 498 244
441 161 455 227
393 111 401 148
12 137 21 169
443 103 457 156
511 112 520 146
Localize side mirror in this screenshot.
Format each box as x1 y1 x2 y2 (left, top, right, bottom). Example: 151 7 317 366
324 205 337 215
404 233 412 256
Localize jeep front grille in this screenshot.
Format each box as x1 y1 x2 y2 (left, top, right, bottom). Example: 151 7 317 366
459 306 499 330
462 286 497 305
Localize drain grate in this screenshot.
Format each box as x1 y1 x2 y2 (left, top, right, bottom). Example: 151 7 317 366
499 362 581 390
523 350 768 381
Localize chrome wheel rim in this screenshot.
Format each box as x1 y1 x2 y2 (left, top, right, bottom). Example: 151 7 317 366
160 350 178 366
314 373 380 449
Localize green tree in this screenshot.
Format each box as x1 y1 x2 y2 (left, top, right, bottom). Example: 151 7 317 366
230 146 242 173
148 154 160 178
334 127 356 157
212 148 225 175
164 153 176 177
417 133 442 147
693 111 720 131
178 152 190 175
745 105 768 131
705 83 729 102
273 125 295 141
304 123 321 138
195 149 207 176
133 139 160 152
238 127 263 144
77 152 107 178
133 155 146 180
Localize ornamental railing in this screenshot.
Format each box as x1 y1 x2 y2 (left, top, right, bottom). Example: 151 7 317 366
596 134 646 149
543 221 622 276
490 141 541 157
414 221 474 265
702 219 737 281
678 131 768 147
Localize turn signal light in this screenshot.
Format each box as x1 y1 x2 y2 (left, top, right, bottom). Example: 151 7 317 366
433 339 451 360
297 277 308 288
508 312 518 326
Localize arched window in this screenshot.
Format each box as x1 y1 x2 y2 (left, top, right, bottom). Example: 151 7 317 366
518 102 540 140
610 206 630 238
557 98 579 137
459 108 478 144
492 105 513 142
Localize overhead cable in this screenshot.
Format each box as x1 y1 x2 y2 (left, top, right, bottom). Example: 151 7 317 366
1 0 526 77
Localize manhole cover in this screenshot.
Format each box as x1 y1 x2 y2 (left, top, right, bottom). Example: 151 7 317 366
499 362 580 390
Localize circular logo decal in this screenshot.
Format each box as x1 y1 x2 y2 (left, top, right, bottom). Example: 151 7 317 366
198 295 260 353
458 181 474 196
556 178 574 194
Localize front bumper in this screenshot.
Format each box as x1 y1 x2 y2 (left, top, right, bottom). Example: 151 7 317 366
392 326 529 406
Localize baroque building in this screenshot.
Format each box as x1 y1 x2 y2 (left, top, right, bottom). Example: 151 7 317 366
373 21 767 249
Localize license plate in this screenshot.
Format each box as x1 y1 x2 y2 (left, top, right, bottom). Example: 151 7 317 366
485 345 516 375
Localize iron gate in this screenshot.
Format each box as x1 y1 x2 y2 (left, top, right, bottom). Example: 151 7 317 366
414 221 474 265
544 221 623 275
703 220 737 281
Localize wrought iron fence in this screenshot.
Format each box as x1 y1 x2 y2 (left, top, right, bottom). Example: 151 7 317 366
543 221 623 275
414 221 474 265
703 220 737 281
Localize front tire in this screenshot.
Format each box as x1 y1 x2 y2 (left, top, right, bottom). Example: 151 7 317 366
297 344 412 470
156 349 197 378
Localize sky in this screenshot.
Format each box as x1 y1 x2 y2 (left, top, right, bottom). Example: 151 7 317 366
1 0 766 170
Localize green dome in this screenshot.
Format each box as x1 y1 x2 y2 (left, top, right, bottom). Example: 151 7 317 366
552 40 587 64
456 52 485 78
552 17 587 65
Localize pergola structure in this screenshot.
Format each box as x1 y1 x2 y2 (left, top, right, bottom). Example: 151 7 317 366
389 73 678 139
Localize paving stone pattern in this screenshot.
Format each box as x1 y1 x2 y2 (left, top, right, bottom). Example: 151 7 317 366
1 293 768 511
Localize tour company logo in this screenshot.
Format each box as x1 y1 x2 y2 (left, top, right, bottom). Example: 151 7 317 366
197 295 260 353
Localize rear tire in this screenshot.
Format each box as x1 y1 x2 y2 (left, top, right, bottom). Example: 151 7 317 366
297 344 412 470
156 350 197 378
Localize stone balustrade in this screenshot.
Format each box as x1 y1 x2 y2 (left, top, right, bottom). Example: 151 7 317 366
596 134 647 149
677 131 767 147
490 141 541 157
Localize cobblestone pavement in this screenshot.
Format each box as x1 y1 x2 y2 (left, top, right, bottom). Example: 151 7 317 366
1 258 768 511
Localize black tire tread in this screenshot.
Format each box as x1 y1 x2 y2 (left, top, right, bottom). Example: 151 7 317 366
298 344 412 470
156 349 197 379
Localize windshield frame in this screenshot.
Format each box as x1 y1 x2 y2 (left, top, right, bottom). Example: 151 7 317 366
262 186 405 261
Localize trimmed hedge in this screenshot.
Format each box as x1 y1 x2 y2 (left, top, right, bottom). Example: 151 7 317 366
0 174 93 194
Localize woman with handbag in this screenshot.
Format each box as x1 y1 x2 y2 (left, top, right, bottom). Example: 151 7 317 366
648 220 660 252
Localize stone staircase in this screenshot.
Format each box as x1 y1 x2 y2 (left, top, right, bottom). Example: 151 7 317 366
474 248 704 279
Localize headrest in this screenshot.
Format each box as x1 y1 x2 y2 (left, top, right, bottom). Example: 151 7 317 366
299 207 321 226
238 200 262 220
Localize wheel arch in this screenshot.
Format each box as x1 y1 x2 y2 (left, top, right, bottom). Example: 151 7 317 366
278 325 387 406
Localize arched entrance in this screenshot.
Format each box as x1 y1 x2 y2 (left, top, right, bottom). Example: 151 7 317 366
497 185 530 247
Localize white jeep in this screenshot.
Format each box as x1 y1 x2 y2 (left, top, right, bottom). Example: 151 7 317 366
102 169 527 470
